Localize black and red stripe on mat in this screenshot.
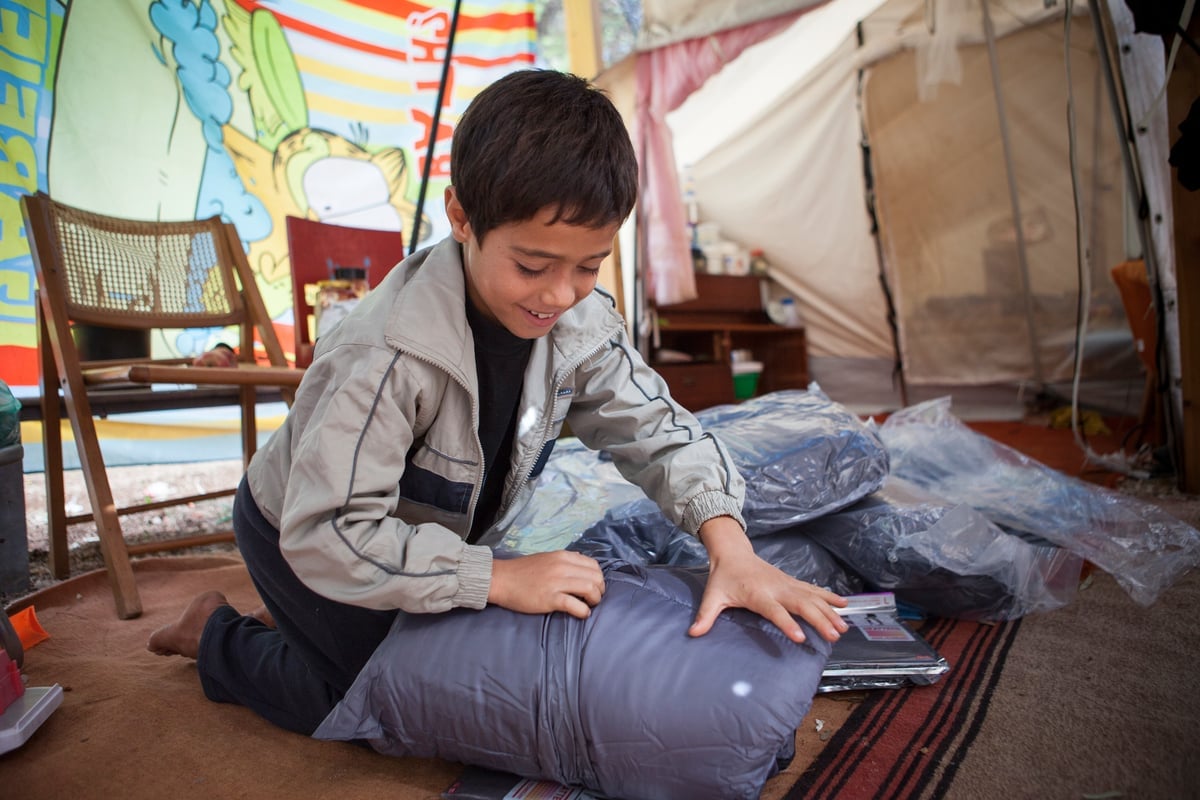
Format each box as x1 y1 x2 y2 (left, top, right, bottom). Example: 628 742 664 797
788 615 1023 800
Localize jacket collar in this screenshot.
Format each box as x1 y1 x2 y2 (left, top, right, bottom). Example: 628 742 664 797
384 236 626 380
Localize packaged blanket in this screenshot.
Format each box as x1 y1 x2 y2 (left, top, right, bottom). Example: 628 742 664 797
492 387 890 554
315 563 831 800
801 476 1083 621
880 397 1200 606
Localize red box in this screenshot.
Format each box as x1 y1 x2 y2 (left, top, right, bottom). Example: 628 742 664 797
0 649 23 714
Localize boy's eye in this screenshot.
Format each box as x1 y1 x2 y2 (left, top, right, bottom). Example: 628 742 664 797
579 265 601 276
515 262 543 277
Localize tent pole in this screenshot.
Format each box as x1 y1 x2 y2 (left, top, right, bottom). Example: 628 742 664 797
409 0 463 256
1088 3 1182 472
981 0 1045 387
855 59 908 408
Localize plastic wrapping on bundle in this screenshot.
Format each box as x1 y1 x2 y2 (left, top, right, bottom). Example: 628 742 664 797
565 502 862 597
802 476 1082 621
494 387 890 557
691 389 889 536
880 397 1200 607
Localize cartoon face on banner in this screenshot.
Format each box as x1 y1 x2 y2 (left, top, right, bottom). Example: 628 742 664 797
0 0 536 387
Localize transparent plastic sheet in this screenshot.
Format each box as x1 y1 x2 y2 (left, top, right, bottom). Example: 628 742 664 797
802 476 1083 621
564 505 863 597
693 389 890 536
880 398 1200 607
494 388 889 562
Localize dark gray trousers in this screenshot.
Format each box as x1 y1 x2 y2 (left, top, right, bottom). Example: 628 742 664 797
196 476 398 734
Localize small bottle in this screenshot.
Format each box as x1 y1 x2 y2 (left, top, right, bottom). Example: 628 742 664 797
750 248 770 277
314 266 369 339
779 296 801 327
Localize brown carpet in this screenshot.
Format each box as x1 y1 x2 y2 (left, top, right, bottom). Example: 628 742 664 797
7 554 1197 799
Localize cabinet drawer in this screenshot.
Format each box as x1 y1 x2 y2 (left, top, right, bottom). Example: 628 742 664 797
652 362 734 412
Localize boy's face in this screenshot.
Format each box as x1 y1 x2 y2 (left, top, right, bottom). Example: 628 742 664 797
446 187 619 339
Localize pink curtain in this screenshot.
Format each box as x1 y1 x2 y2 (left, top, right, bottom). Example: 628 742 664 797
635 13 804 306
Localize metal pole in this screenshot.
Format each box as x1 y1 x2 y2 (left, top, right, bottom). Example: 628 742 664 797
410 0 463 256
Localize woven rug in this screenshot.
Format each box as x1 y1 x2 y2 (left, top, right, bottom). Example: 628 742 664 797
789 616 1020 799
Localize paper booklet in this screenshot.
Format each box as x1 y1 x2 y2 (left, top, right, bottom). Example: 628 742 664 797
818 591 950 693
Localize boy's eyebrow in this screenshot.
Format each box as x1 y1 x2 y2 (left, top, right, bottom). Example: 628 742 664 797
512 244 613 261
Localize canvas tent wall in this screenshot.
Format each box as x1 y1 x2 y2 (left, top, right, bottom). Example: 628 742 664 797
604 0 1181 440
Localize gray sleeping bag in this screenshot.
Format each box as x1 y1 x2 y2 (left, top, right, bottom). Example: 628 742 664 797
314 562 832 800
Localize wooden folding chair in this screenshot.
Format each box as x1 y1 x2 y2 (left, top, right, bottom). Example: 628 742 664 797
21 192 304 619
285 216 404 367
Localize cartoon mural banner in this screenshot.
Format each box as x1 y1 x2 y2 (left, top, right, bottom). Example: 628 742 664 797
0 0 536 390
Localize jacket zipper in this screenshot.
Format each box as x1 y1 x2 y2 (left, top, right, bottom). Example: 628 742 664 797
501 329 618 513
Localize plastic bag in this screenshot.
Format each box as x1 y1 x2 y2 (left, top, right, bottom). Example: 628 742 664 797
880 397 1200 607
493 388 890 556
802 476 1082 621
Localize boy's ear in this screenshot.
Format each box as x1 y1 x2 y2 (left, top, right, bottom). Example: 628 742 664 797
444 186 472 243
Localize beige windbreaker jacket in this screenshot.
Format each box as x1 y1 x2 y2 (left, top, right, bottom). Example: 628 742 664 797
246 236 746 614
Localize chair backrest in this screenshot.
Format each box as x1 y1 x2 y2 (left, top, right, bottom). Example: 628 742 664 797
22 191 287 368
285 216 405 367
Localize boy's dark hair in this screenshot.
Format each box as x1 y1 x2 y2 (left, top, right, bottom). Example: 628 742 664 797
450 69 638 243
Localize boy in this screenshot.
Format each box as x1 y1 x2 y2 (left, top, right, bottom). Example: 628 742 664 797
149 69 847 735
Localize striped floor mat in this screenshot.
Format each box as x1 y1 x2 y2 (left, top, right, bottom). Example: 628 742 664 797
787 615 1023 800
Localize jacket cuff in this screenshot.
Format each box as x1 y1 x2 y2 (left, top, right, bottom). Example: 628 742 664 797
452 543 493 610
682 490 747 536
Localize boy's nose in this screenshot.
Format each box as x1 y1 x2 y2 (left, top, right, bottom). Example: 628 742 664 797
541 273 576 309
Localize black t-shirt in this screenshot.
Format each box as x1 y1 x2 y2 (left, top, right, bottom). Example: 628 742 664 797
465 297 532 543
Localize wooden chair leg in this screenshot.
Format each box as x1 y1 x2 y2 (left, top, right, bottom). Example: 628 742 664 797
38 304 69 579
59 379 142 619
240 385 256 469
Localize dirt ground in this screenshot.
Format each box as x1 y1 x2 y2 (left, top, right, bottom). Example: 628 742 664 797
13 458 245 602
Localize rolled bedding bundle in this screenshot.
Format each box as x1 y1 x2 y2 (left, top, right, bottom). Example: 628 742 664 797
314 562 832 800
567 503 863 596
801 476 1084 621
494 387 890 555
879 396 1200 607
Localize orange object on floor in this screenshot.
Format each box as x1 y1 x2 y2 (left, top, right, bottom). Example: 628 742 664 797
1109 259 1162 446
8 607 49 650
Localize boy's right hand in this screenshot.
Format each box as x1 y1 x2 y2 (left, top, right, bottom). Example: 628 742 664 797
488 551 604 619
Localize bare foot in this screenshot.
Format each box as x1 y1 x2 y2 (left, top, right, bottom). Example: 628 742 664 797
249 605 276 629
147 590 230 659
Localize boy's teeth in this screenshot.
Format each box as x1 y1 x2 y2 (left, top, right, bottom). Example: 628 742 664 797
532 311 552 319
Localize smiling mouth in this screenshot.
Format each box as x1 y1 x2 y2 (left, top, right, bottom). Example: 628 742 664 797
528 310 555 320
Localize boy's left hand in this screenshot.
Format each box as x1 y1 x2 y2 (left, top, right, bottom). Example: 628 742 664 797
692 516 848 644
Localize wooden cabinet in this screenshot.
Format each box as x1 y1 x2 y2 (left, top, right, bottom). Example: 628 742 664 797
650 274 808 411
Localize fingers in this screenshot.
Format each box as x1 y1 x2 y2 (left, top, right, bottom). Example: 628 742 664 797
688 597 722 638
558 593 595 620
694 558 850 643
760 602 808 644
794 596 850 643
552 551 605 607
489 551 605 617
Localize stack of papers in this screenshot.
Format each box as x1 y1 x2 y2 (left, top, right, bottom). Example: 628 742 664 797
819 592 950 693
